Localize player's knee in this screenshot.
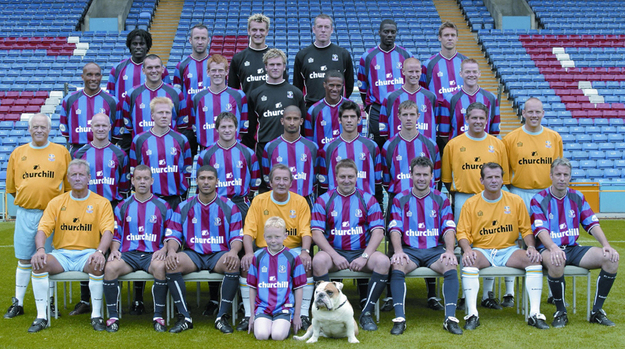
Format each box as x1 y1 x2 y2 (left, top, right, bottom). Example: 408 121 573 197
254 326 270 340
603 257 619 273
312 253 330 272
371 253 390 271
149 260 166 278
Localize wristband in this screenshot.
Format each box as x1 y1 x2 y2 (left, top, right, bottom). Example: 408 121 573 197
36 247 45 252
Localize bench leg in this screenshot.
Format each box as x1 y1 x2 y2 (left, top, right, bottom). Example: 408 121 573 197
572 276 577 314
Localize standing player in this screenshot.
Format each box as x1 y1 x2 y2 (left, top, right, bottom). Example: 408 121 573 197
239 164 313 332
358 19 413 150
27 159 114 332
174 23 211 101
61 62 121 155
387 157 461 335
531 158 619 327
439 58 499 141
130 97 192 209
164 165 243 334
311 159 389 331
103 165 172 332
189 54 248 150
262 106 318 206
229 13 288 95
293 14 354 109
4 114 71 320
246 48 306 162
457 162 548 330
379 57 437 142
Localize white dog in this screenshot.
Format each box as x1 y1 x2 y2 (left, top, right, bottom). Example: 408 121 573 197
294 281 359 343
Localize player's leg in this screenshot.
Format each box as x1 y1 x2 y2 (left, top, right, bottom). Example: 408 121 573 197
576 246 618 325
28 253 64 332
430 252 461 324
102 257 134 330
147 257 168 332
541 248 567 316
80 250 107 329
505 248 548 329
360 251 390 330
389 252 418 335
167 251 199 332
461 248 491 330
254 316 273 340
270 318 292 340
311 250 335 281
238 267 251 331
288 247 313 331
212 252 240 333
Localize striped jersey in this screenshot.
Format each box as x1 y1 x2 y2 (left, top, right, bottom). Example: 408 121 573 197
107 58 171 100
379 86 438 141
113 195 171 253
60 89 121 143
197 142 260 197
421 52 468 109
262 135 318 197
312 189 384 251
73 142 129 201
440 87 500 139
165 195 243 254
358 44 413 106
388 189 455 249
173 54 210 100
530 187 599 248
122 82 185 138
305 97 365 148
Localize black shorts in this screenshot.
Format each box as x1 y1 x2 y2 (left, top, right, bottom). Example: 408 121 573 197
335 249 365 264
255 312 291 321
120 250 153 272
183 250 226 271
402 245 445 268
540 245 592 266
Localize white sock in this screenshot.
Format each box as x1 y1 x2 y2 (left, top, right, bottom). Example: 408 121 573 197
15 262 31 306
31 272 49 319
482 277 495 300
89 274 104 318
525 265 543 316
301 277 314 317
462 267 480 317
240 277 251 318
505 277 515 296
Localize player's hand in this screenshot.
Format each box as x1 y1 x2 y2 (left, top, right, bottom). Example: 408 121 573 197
292 314 302 333
241 253 255 271
548 246 566 267
88 251 106 271
332 254 350 270
108 250 122 262
462 249 477 267
222 251 240 271
165 253 179 270
248 314 254 334
440 250 458 267
391 252 410 266
31 250 47 270
526 246 541 264
299 250 312 271
349 257 367 272
152 248 167 261
603 245 620 263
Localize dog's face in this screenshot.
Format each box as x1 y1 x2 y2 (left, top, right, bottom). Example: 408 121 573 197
314 281 344 310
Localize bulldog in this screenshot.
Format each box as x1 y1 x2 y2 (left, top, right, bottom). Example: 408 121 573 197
294 281 359 343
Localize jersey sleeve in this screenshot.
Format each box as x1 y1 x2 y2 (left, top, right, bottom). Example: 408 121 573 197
62 149 71 192
111 97 124 141
317 147 328 190
456 199 473 244
440 193 456 238
247 255 259 289
366 195 385 232
499 140 511 185
297 198 312 238
433 144 442 183
227 55 241 90
304 104 314 140
489 97 501 135
129 135 139 173
243 199 260 240
37 198 60 237
437 100 451 138
182 137 193 192
292 52 304 92
176 89 189 129
249 151 261 192
292 255 307 289
357 53 368 97
122 92 133 133
164 205 184 246
5 151 16 195
261 143 271 184
530 195 550 237
374 146 383 185
387 195 403 235
227 203 244 246
311 196 327 232
107 66 117 97
59 96 70 139
113 204 123 243
99 199 115 235
517 198 532 239
162 67 171 84
578 191 600 233
379 98 390 138
441 142 453 184
118 154 130 194
381 141 391 188
173 61 183 89
239 91 249 134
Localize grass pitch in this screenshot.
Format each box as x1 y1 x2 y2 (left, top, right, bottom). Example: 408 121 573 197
0 221 623 348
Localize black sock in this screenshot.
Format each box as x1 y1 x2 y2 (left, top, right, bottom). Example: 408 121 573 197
217 273 239 318
357 278 369 303
426 278 437 299
134 281 145 302
209 281 220 302
152 278 168 319
443 270 459 319
313 273 329 282
167 272 190 319
103 279 119 319
593 269 617 312
362 272 388 315
390 270 405 318
80 281 90 303
548 275 566 313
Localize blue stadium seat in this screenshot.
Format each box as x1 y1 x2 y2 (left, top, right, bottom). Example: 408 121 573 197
597 159 614 169
588 151 605 160
571 168 586 178
579 160 597 169
603 169 621 179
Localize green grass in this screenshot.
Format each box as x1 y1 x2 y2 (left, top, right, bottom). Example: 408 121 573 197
0 221 624 348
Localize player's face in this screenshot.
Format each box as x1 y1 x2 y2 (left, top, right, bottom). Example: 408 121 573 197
208 62 227 86
81 64 102 91
132 169 154 195
550 165 571 192
339 109 360 134
336 167 357 194
129 35 148 61
217 118 236 143
399 107 418 132
197 170 218 196
90 115 111 142
68 164 90 191
281 111 302 135
466 109 487 136
411 165 432 192
379 23 397 47
323 77 344 101
189 27 209 55
480 167 503 194
460 62 480 88
264 227 287 253
142 57 164 84
402 60 422 86
265 56 285 80
313 18 333 46
270 168 293 196
248 21 268 47
522 99 544 128
29 115 50 145
151 102 172 128
438 28 458 51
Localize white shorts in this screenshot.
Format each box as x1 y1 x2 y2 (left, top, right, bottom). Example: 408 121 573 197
474 245 520 267
14 207 53 260
49 249 96 272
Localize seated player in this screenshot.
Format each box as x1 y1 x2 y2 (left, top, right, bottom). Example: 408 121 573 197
388 156 461 335
248 216 306 340
102 165 172 332
164 165 243 333
531 157 619 327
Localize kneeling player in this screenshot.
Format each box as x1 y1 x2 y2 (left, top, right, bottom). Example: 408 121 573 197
248 217 306 340
164 165 243 333
103 165 172 332
388 157 461 335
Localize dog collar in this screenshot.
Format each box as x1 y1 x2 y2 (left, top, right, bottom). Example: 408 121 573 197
335 299 348 310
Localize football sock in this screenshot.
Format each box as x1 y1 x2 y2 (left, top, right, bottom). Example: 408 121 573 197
426 278 437 298
482 277 495 300
89 274 104 319
103 279 120 319
362 272 387 315
547 275 566 313
32 272 49 320
167 272 190 319
15 262 31 306
390 270 406 319
443 270 459 319
133 281 145 302
240 276 251 318
313 273 329 282
505 277 515 296
593 269 617 312
152 278 168 319
80 281 91 303
525 265 543 316
217 273 239 319
301 277 314 317
462 267 479 317
209 281 220 302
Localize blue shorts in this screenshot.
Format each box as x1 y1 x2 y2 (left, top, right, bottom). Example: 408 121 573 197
453 192 475 224
120 250 153 272
50 249 96 272
403 245 445 268
539 245 592 266
255 312 291 321
14 207 53 260
183 250 226 272
334 249 364 264
474 245 520 267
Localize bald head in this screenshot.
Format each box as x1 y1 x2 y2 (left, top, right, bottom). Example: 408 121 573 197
283 105 301 117
91 113 111 142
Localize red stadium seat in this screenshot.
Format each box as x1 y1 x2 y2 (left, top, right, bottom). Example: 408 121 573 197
571 110 588 118
24 106 40 113
21 91 34 98
581 103 596 110
604 110 618 118
575 96 590 103
568 103 582 111
555 88 570 95
0 106 10 113
4 114 20 121
0 98 16 106
10 106 25 113
5 92 19 98
564 82 578 89
14 99 28 106
611 103 625 110
588 110 603 118
597 103 611 110
561 96 577 103
600 74 615 81
34 92 49 98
